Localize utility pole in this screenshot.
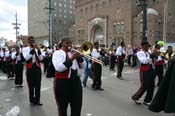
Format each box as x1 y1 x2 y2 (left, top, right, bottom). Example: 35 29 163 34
12 13 21 42
44 0 55 47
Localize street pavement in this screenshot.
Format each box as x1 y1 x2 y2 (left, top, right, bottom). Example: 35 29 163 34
0 65 172 116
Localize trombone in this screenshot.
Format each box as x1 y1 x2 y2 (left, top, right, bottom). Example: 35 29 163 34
71 41 103 65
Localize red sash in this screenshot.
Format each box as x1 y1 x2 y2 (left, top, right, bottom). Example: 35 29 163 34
26 61 33 69
155 60 164 66
140 64 150 72
55 69 69 79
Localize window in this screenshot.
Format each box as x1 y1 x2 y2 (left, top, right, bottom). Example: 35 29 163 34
102 1 105 7
80 8 83 13
59 14 62 18
59 3 62 7
70 5 73 9
96 3 99 8
64 15 66 18
90 5 93 10
64 4 66 8
70 11 73 14
54 2 57 6
54 14 56 17
59 9 62 12
64 10 67 13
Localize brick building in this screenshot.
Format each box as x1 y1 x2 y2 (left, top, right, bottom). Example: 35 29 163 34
74 0 175 47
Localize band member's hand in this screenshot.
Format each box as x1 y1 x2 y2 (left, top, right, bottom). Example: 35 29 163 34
38 50 41 55
70 52 81 61
15 53 19 56
30 49 35 55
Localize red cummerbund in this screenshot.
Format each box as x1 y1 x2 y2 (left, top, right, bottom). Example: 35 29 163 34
140 64 150 72
55 70 69 79
155 60 164 66
118 56 124 61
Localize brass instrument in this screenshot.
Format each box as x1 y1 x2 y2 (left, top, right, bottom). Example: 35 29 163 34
71 41 103 65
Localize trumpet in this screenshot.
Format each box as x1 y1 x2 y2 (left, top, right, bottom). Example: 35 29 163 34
71 41 103 65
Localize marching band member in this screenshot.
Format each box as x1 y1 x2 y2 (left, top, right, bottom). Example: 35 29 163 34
91 42 104 90
131 41 155 106
5 47 14 79
165 45 174 66
52 36 84 116
0 48 4 72
23 36 43 106
152 44 165 86
11 46 25 87
115 42 126 79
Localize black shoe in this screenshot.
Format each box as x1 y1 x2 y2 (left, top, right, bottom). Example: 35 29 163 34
30 102 35 106
19 84 23 87
34 102 43 106
96 87 104 91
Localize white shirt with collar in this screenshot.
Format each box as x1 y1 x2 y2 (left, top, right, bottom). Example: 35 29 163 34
91 48 101 59
22 46 43 63
115 46 126 56
52 49 84 78
137 50 152 64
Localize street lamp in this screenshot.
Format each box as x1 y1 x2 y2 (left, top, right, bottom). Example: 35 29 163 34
136 0 157 42
136 0 148 42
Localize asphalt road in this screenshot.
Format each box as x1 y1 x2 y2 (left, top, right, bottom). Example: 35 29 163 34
0 65 172 116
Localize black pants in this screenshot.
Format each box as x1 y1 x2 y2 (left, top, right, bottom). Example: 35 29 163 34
43 58 49 73
2 61 7 73
54 77 82 116
110 55 116 70
132 68 155 103
132 55 137 67
117 59 124 78
127 55 132 66
26 64 42 103
15 62 24 85
92 63 102 88
155 65 164 86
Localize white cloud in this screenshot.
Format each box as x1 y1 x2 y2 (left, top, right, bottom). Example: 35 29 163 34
0 0 27 42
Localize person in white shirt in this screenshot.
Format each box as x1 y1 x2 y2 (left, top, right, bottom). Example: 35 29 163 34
52 36 84 116
23 36 43 106
91 42 104 90
131 41 155 106
115 42 126 79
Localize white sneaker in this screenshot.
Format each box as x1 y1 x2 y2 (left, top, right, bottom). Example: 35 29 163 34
143 102 151 106
134 100 142 105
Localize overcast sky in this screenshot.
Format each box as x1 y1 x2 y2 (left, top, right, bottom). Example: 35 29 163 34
0 0 27 41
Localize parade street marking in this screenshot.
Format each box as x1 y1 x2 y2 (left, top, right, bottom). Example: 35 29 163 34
0 76 7 80
86 113 93 116
112 70 139 76
10 88 15 91
41 87 51 92
5 99 11 102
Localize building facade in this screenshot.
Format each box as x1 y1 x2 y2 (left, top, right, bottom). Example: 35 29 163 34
51 0 75 44
28 0 75 45
28 0 48 44
74 0 175 47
